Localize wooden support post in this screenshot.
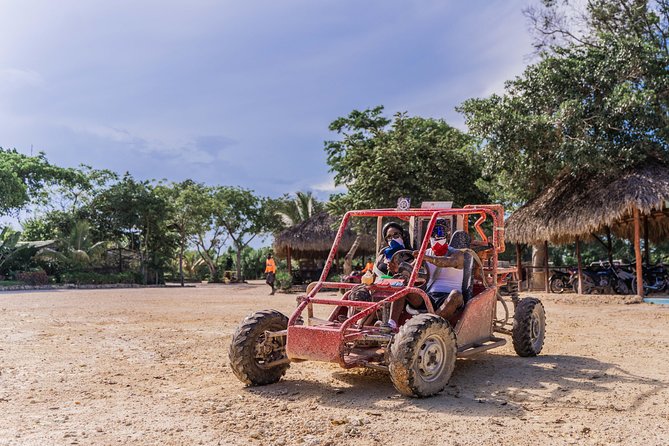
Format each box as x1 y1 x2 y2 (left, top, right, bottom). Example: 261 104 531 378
516 243 523 291
576 236 583 294
644 216 650 267
634 208 644 297
286 246 292 275
605 226 613 266
544 240 550 293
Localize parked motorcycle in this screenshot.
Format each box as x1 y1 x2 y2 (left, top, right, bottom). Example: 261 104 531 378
549 269 574 293
580 262 620 294
630 262 669 295
610 263 635 295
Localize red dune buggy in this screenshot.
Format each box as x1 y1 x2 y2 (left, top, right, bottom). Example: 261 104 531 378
229 204 546 397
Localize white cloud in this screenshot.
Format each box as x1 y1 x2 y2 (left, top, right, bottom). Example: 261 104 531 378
311 177 346 193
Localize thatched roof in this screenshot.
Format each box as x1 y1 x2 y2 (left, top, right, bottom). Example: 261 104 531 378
506 161 669 245
273 212 376 259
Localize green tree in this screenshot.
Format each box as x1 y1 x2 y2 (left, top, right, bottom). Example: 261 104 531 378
213 186 277 281
20 210 74 241
324 106 487 271
459 0 669 205
157 180 213 286
0 227 27 273
36 220 107 270
458 0 669 286
326 106 486 211
275 191 324 227
86 174 175 284
0 148 85 215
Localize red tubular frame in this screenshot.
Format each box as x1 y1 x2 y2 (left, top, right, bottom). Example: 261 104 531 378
285 206 505 368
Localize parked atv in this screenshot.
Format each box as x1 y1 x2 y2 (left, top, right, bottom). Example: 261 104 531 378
229 205 546 397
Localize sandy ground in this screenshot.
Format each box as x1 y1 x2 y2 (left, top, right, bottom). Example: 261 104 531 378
1 282 668 446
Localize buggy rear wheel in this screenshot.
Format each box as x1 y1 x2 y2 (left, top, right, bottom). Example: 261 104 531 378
228 310 290 386
388 314 456 397
512 297 546 357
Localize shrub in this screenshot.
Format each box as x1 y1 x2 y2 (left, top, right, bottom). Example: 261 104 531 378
16 270 49 286
275 271 293 290
61 271 139 285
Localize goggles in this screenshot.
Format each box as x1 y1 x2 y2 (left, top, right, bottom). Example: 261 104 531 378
431 224 449 240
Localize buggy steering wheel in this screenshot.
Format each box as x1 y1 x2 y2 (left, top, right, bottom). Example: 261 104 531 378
389 249 430 289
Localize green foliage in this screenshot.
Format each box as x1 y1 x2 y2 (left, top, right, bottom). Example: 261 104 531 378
325 106 487 214
21 213 65 241
274 191 325 227
238 246 274 280
60 271 139 285
36 220 108 270
459 0 669 206
0 227 25 271
213 186 278 280
0 148 86 214
156 180 215 284
85 174 177 283
274 271 292 290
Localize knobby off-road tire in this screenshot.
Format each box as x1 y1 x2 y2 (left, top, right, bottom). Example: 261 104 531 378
388 314 457 398
512 297 546 357
228 310 290 386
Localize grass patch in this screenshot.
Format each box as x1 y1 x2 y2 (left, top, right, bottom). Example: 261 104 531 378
0 280 25 287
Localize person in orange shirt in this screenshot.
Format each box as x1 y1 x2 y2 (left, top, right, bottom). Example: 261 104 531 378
265 253 277 295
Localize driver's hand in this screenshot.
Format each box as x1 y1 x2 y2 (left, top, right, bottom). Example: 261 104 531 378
412 250 420 258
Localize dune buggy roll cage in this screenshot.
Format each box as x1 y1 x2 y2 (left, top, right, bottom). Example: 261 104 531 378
283 205 508 368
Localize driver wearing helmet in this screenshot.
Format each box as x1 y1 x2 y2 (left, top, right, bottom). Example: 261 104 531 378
385 219 465 328
411 218 465 319
373 222 412 278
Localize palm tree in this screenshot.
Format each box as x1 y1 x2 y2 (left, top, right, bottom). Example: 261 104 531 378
37 220 107 269
0 227 26 272
276 191 323 227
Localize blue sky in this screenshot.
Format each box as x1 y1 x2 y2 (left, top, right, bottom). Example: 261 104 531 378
1 0 534 202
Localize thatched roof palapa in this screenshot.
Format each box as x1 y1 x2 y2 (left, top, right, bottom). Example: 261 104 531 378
506 161 669 245
273 212 376 259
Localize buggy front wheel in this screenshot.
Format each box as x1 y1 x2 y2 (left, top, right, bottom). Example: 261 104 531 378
388 314 456 397
228 310 290 386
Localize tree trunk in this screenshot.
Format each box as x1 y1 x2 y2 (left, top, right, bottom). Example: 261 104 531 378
634 208 644 297
515 243 523 291
235 243 243 282
531 243 547 290
179 240 184 287
544 240 550 292
195 234 218 282
343 234 362 275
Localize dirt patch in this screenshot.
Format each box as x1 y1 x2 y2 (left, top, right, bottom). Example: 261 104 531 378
1 283 668 445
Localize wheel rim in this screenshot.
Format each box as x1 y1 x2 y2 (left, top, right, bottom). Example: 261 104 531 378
553 278 564 292
254 331 285 369
529 306 545 350
417 334 447 382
